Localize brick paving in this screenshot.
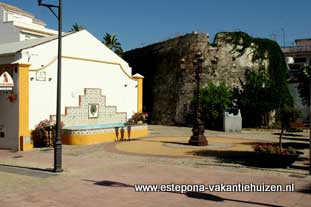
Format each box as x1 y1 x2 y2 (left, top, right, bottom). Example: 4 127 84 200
0 125 310 207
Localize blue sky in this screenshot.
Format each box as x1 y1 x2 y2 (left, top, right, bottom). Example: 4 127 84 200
3 0 311 51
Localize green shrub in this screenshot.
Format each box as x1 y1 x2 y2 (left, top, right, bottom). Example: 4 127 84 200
201 82 232 130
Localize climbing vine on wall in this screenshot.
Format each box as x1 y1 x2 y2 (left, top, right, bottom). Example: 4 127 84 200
214 32 293 109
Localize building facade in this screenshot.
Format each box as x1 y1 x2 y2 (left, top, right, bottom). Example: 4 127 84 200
0 2 57 44
282 39 311 122
0 3 145 151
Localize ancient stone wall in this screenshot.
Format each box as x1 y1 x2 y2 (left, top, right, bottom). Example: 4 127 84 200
123 33 267 126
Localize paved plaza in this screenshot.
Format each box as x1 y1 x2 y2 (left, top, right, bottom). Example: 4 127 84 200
0 125 310 207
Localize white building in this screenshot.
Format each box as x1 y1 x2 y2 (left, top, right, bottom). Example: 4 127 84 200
282 39 311 122
0 30 144 151
0 3 145 151
0 2 57 44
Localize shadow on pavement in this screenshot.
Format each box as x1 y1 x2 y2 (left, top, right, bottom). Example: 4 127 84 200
282 137 309 142
190 150 255 166
273 133 305 137
83 180 284 207
190 150 307 170
84 180 133 188
143 140 189 145
282 142 309 149
185 192 284 207
297 183 311 194
241 141 309 150
0 164 55 178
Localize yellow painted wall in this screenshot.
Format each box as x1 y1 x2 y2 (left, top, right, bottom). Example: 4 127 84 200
62 127 148 145
133 76 143 113
18 64 32 151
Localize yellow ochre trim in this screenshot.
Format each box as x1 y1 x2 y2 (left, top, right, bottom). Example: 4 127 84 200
21 143 33 151
62 128 148 145
18 64 31 151
133 76 143 113
29 56 136 80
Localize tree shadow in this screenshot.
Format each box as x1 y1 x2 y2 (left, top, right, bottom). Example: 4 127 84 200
190 150 304 169
297 183 311 194
273 133 305 137
191 150 256 166
282 142 309 149
185 192 284 207
289 164 309 171
242 141 309 150
282 137 309 142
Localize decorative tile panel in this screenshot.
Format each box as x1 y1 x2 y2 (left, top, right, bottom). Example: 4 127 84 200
51 88 127 127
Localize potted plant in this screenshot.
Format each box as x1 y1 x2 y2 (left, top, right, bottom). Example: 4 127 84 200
253 143 300 168
31 119 64 147
128 112 148 124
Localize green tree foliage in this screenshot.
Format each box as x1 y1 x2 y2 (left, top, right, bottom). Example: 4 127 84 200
216 32 293 109
216 32 294 127
233 69 274 127
297 65 311 105
69 23 85 32
102 33 123 56
201 82 232 130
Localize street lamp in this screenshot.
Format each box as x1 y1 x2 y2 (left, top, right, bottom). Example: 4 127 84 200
188 52 208 146
38 0 63 173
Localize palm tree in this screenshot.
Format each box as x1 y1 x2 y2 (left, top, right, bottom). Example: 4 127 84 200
102 33 123 56
69 23 85 32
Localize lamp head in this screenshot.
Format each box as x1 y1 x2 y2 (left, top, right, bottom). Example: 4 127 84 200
38 0 43 5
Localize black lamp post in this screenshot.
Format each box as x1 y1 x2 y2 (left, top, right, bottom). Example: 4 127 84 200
38 0 63 173
188 52 208 146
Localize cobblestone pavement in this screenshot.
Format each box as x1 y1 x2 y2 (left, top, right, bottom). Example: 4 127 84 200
0 125 310 207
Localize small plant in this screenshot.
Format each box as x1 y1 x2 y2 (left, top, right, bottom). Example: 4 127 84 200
31 119 64 147
128 112 148 124
254 144 297 155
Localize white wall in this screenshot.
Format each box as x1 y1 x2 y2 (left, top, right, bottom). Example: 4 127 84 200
0 69 19 150
24 30 138 129
61 58 137 119
6 11 33 24
62 30 132 76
